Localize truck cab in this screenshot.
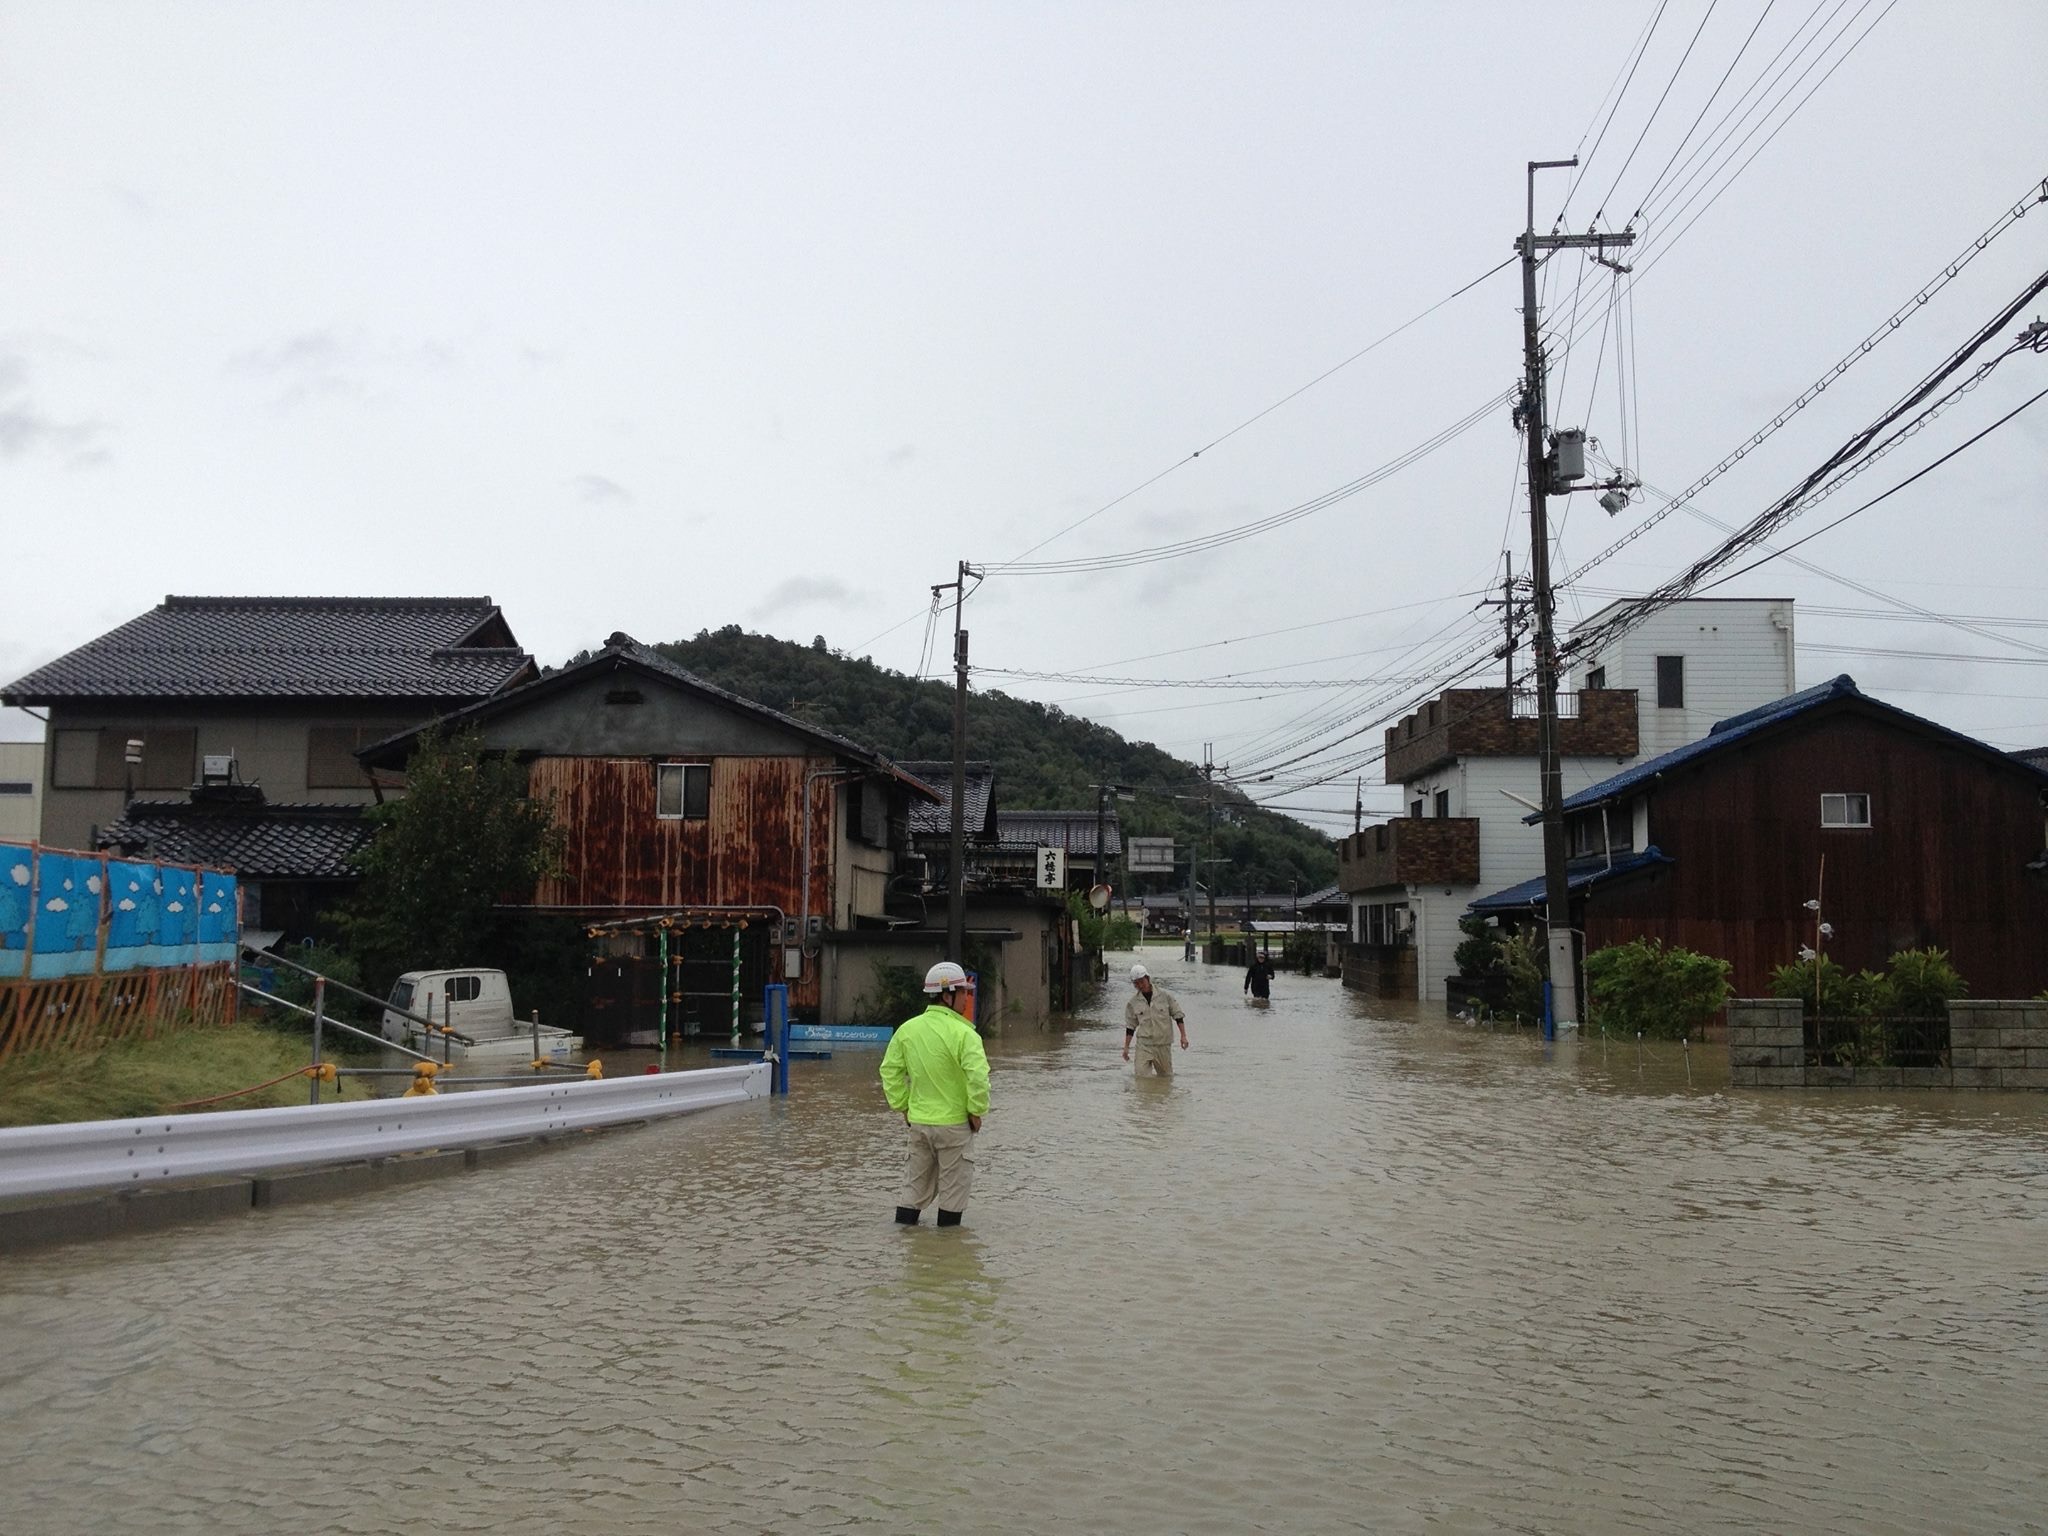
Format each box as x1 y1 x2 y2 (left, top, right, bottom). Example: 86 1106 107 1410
381 968 516 1045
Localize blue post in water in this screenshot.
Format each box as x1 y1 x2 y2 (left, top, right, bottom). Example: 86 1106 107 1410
764 983 790 1096
1541 979 1555 1041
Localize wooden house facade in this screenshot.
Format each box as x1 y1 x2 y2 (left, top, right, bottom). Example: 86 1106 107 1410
359 636 937 1031
1473 676 2048 1001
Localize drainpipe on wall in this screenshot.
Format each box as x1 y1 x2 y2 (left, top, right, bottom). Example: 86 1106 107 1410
800 767 858 967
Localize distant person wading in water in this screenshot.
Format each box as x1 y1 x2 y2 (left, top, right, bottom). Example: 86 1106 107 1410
1245 953 1274 1001
1123 963 1189 1075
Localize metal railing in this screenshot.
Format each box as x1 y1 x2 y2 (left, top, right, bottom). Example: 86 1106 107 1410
0 1062 770 1200
1805 1013 1950 1070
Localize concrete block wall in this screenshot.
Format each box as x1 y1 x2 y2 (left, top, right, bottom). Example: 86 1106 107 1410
1726 999 1806 1088
1727 998 2048 1090
1948 1000 2048 1091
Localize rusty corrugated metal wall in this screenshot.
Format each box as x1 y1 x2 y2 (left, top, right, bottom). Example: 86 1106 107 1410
527 755 836 1007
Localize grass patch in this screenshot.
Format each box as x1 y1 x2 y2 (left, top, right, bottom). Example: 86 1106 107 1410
0 1023 371 1128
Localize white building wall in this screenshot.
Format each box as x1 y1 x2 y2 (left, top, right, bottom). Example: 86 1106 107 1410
1410 886 1475 1002
0 740 42 843
1370 599 1797 1004
1394 754 1637 1000
1568 597 1796 758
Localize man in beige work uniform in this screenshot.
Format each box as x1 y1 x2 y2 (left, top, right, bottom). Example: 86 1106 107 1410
1123 962 1189 1075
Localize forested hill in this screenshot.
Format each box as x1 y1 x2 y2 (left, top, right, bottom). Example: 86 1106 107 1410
655 627 1337 891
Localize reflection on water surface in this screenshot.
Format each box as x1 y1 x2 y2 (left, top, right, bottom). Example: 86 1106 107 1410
2 955 2043 1533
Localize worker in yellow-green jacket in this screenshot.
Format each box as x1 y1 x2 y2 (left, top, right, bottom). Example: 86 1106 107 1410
880 961 991 1228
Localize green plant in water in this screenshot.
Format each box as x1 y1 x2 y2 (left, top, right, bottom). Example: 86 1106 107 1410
1584 937 1732 1041
1496 930 1546 1025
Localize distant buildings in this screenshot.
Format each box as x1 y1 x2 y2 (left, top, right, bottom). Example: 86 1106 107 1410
1341 598 1797 1001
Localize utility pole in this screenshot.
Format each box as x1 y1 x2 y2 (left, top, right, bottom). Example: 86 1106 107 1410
1478 553 1520 689
1517 157 1635 1032
1202 744 1217 955
1094 783 1109 900
935 560 982 960
1353 776 1363 835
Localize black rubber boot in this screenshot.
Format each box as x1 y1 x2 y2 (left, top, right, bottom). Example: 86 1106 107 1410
936 1209 963 1228
894 1206 921 1225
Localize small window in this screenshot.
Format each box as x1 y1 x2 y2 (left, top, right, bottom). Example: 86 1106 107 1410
387 980 415 1011
446 975 482 1003
308 724 408 788
1585 665 1607 690
1409 800 1424 819
1427 701 1439 727
657 762 711 819
1434 790 1451 818
1821 793 1871 828
0 781 31 796
1656 655 1685 709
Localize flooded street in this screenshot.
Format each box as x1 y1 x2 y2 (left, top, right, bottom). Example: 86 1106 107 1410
2 955 2044 1534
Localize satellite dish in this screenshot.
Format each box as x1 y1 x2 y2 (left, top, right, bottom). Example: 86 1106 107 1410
1087 884 1112 911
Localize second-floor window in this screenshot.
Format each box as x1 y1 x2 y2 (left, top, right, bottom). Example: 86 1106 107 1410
1435 789 1451 818
50 728 195 790
657 762 711 820
1821 792 1871 828
309 724 410 788
1585 665 1607 690
1656 655 1685 709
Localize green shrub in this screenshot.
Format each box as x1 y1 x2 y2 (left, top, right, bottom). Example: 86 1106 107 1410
1883 948 1967 1017
1769 954 1889 1017
1497 930 1546 1024
1453 914 1503 980
1584 937 1732 1039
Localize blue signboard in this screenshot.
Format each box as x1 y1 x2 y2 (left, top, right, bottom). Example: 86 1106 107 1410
0 841 239 982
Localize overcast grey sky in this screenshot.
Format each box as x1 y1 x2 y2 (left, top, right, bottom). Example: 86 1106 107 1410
3 2 2043 828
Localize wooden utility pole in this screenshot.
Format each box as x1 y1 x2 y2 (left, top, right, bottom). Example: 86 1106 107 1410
935 561 982 960
1517 157 1634 1032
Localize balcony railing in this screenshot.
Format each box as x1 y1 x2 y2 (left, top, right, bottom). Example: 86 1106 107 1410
1337 817 1481 893
1384 687 1638 783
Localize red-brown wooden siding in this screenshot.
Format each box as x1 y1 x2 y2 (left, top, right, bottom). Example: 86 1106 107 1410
1583 715 2048 999
526 755 837 1007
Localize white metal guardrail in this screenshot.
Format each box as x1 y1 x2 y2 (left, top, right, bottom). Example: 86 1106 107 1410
0 1063 769 1201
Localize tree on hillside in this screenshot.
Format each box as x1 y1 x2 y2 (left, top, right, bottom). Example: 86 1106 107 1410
337 727 565 990
655 626 1338 888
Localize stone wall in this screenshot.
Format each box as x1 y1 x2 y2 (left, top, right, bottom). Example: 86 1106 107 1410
1727 998 2048 1089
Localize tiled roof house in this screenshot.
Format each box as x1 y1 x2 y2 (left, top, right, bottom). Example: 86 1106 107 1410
2 596 536 933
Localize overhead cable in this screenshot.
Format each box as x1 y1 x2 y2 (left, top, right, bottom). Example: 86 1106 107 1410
1568 274 2048 660
999 258 1515 566
1556 170 2048 591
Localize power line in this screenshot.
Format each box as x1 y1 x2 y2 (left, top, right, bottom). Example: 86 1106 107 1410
1801 643 2048 667
1633 0 1780 217
1691 380 2048 596
1569 276 2048 660
1555 170 2048 591
988 390 1508 575
1554 0 1674 226
1591 0 1723 227
999 258 1515 566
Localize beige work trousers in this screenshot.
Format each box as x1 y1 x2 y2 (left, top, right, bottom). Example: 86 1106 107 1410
1133 1038 1174 1076
901 1121 976 1212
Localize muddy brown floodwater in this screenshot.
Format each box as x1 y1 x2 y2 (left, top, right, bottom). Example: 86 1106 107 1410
2 954 2044 1533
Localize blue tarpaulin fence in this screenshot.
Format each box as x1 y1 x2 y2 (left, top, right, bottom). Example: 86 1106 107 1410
0 840 238 982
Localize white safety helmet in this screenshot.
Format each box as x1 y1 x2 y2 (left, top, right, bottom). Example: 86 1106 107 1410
923 961 969 994
1129 963 1149 983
